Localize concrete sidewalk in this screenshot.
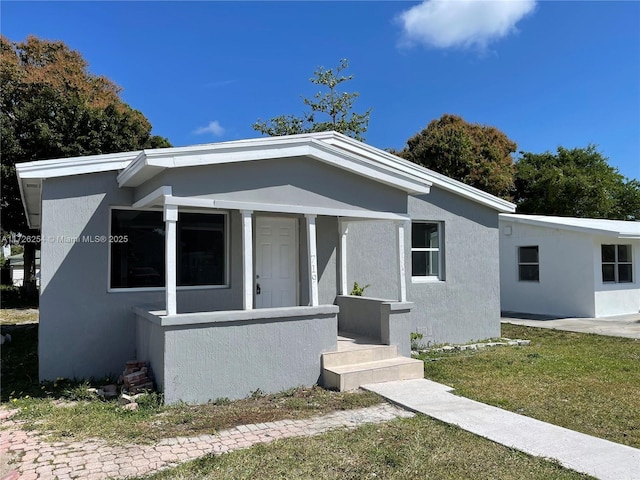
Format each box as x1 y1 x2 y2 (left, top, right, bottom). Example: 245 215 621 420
364 379 640 480
502 313 640 339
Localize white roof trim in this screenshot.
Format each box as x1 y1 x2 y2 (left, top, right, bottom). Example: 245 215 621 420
132 186 173 209
500 214 640 239
314 131 515 213
15 131 516 230
16 151 140 178
16 151 141 229
116 136 432 195
165 195 409 221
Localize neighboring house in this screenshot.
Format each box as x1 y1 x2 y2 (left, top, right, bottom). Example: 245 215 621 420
7 251 40 287
17 131 514 403
500 214 640 318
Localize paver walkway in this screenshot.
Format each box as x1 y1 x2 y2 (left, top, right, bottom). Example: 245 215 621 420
364 378 640 480
0 403 413 480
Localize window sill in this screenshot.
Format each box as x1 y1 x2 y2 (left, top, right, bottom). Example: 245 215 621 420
411 277 444 284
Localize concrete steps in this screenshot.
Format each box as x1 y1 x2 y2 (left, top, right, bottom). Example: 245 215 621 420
322 336 424 391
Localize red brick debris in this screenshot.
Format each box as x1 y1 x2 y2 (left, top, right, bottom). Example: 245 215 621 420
119 361 154 394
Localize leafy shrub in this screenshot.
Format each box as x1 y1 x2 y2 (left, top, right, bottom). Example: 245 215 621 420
0 284 39 308
350 281 370 296
411 332 428 351
62 381 97 401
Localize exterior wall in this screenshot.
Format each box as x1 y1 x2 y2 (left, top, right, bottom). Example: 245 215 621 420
39 171 343 382
39 172 243 381
346 187 502 345
592 236 640 317
135 315 165 390
499 220 596 318
134 157 407 215
135 306 338 404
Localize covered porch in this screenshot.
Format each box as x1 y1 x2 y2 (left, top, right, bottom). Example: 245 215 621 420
132 185 412 315
132 186 415 403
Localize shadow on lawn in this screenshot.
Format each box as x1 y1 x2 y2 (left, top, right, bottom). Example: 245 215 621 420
1 323 39 401
0 324 99 402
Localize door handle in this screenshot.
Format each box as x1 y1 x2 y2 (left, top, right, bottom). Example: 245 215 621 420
256 283 261 295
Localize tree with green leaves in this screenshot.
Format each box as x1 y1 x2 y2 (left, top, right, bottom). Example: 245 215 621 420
253 59 371 141
398 114 517 200
1 35 171 292
514 145 640 220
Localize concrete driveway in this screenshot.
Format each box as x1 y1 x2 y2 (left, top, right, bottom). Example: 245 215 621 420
502 313 640 339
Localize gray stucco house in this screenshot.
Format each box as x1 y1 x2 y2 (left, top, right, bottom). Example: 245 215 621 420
17 131 515 403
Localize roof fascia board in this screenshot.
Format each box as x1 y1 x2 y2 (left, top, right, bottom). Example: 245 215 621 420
17 177 37 230
500 215 640 238
164 195 408 221
132 186 173 209
304 140 430 194
118 138 432 194
117 142 315 187
16 151 139 179
319 132 516 213
16 152 138 230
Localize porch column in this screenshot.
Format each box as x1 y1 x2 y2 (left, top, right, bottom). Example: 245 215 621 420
241 210 254 310
339 220 349 295
164 204 178 316
306 214 319 306
395 220 408 302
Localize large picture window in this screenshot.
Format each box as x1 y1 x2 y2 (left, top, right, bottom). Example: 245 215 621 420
110 209 226 289
518 246 539 282
411 222 442 279
601 244 633 283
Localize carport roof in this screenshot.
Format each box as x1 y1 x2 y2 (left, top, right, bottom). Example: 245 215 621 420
500 214 640 239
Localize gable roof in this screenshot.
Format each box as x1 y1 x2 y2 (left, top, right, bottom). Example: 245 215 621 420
16 131 515 229
500 214 640 239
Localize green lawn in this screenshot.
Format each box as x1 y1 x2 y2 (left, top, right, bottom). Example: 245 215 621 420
0 321 381 444
1 312 631 479
418 323 640 448
135 415 591 480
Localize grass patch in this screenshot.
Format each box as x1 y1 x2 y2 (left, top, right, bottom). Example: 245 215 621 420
1 323 39 400
1 322 381 444
418 324 640 448
135 415 591 480
8 386 382 444
0 308 39 325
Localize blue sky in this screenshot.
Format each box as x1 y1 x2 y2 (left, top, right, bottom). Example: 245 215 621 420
2 1 639 180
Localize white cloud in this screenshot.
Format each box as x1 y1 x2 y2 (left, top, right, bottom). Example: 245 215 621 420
194 120 225 137
398 0 536 50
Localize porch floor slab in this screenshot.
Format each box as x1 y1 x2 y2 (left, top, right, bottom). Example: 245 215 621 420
337 332 384 351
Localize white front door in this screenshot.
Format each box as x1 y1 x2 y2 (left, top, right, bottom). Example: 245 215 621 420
255 216 298 308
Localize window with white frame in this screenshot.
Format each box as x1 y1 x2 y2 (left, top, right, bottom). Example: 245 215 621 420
411 222 442 279
601 244 633 283
518 246 539 282
110 209 226 289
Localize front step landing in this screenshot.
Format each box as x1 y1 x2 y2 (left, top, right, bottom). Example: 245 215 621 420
322 336 423 391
